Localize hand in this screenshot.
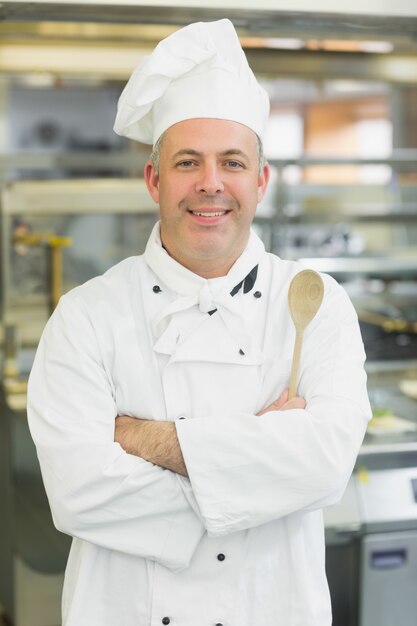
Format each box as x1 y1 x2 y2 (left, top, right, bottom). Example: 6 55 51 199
257 388 306 416
114 415 143 456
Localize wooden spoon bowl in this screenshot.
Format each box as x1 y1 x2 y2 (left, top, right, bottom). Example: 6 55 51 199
288 269 324 398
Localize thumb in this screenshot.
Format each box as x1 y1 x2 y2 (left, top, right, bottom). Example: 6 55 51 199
274 388 289 410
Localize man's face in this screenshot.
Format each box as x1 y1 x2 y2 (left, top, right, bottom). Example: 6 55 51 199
144 118 270 278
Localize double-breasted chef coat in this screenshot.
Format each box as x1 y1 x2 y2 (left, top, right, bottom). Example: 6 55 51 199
27 223 372 626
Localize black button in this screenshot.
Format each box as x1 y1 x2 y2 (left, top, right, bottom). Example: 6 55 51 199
254 290 262 298
239 349 245 355
217 553 225 561
153 285 162 293
178 416 186 420
215 623 224 626
162 618 170 625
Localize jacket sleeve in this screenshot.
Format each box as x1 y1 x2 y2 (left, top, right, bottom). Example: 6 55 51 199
175 276 372 537
27 293 204 572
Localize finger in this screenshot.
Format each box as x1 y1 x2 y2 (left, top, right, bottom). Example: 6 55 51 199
280 397 306 411
274 388 289 410
256 389 289 416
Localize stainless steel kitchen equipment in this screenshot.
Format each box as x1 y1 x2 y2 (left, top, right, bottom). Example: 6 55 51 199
0 178 158 348
0 178 158 625
325 369 417 626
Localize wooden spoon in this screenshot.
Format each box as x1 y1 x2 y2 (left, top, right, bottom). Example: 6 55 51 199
288 269 324 399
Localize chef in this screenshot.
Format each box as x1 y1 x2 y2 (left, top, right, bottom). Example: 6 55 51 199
27 18 371 626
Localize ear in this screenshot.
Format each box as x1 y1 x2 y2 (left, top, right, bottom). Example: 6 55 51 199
144 160 160 204
257 162 270 203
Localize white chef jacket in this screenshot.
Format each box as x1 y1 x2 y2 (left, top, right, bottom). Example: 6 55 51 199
27 223 371 626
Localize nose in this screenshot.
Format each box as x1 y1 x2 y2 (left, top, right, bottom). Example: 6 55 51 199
195 164 224 194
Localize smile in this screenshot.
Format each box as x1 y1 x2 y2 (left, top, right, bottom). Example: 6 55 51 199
189 210 229 217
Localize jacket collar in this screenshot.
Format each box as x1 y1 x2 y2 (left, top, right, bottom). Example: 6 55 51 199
144 222 266 359
144 221 265 306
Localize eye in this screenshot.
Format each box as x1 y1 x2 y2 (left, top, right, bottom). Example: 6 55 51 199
225 160 244 169
177 160 196 168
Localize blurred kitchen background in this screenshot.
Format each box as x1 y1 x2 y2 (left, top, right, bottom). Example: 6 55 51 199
0 1 417 625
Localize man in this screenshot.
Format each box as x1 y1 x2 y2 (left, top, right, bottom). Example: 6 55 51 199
27 19 371 626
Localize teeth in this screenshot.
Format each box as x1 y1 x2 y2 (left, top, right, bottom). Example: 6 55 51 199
191 211 226 217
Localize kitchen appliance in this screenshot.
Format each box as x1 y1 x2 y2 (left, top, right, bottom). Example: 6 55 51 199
325 385 417 626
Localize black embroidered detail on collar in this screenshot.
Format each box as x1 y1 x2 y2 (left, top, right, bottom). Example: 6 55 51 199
208 265 259 316
231 264 259 296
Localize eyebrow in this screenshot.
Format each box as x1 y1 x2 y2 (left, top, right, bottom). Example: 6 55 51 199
171 149 201 160
171 148 251 162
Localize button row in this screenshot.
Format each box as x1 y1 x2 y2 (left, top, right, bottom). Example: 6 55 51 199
160 554 226 624
154 286 262 301
162 617 223 626
154 285 262 300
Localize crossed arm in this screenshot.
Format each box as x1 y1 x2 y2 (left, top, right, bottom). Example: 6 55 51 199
114 388 306 477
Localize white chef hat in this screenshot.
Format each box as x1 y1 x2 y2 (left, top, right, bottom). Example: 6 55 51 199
113 18 270 146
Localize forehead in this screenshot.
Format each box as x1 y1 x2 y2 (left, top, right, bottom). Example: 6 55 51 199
161 118 258 155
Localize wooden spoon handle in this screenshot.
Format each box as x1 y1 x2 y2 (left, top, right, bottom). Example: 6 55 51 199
288 328 303 399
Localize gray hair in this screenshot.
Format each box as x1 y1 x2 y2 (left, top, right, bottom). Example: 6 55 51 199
256 135 266 173
150 132 166 176
150 129 266 175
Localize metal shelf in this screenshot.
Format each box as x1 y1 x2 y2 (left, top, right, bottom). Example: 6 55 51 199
281 204 417 221
0 151 140 171
366 359 417 374
269 149 417 168
1 148 417 172
297 256 417 276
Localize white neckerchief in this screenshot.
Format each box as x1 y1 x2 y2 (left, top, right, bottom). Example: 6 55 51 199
144 222 265 355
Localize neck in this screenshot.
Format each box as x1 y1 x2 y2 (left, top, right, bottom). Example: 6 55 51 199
162 246 238 279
